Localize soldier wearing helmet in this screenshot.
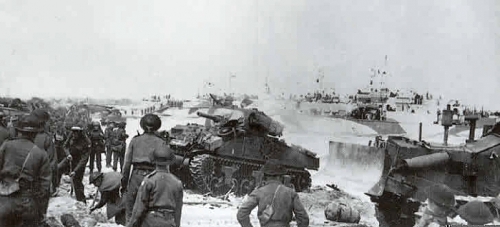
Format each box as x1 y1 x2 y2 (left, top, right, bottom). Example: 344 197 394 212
453 200 495 225
237 159 309 227
122 114 170 223
89 171 126 225
105 121 116 168
0 112 10 145
0 115 51 226
414 184 457 227
30 108 59 223
127 144 183 227
58 124 92 203
88 121 105 173
110 121 128 172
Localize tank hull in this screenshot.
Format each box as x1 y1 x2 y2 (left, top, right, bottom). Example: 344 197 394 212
168 106 319 196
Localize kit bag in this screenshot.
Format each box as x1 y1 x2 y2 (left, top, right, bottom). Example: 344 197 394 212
260 185 281 225
0 146 35 196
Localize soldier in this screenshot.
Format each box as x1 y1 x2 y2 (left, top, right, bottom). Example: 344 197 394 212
0 115 51 226
122 114 166 222
0 112 10 145
30 108 59 224
126 144 183 227
237 159 309 227
414 184 456 227
89 171 126 225
89 121 105 173
105 121 116 168
111 122 128 172
59 125 91 203
455 200 494 225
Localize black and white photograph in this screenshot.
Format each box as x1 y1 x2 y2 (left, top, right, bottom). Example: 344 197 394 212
0 0 499 226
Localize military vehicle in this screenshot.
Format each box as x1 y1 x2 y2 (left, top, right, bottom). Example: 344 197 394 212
100 109 126 125
329 104 406 135
167 106 320 196
330 107 500 226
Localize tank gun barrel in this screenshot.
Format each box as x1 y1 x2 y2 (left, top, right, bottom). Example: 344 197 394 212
197 112 223 123
403 152 450 169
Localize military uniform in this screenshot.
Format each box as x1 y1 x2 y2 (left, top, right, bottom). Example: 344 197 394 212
89 125 105 173
123 114 167 223
0 117 51 227
123 133 168 221
105 123 115 167
60 129 91 202
237 160 309 227
90 172 126 225
126 145 183 227
112 123 128 172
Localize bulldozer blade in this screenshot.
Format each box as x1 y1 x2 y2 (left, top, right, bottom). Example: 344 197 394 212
322 141 385 194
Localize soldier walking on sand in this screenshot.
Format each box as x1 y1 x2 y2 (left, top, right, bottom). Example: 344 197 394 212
0 115 51 227
122 114 168 223
237 159 309 227
126 145 183 227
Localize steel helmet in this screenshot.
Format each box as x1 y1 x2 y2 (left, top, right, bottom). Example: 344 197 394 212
457 200 494 225
153 146 175 165
89 172 104 185
140 114 161 132
427 184 455 208
31 109 50 123
15 115 42 132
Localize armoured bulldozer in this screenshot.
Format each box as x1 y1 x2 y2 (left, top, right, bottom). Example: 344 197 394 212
329 116 500 226
167 106 320 196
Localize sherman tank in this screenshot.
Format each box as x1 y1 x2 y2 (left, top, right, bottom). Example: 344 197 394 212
360 115 500 226
167 106 320 196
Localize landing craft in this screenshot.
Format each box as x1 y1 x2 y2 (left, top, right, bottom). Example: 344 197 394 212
166 104 319 196
330 112 500 226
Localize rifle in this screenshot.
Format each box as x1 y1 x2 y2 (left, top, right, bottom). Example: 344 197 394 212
69 160 74 196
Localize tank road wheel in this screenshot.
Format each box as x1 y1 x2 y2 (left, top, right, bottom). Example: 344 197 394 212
239 179 254 196
189 154 215 194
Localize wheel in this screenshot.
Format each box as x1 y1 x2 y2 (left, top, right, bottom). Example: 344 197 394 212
239 179 255 195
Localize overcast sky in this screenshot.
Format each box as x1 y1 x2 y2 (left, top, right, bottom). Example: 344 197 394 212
0 0 498 108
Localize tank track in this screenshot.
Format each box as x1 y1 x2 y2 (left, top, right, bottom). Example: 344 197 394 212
186 154 312 196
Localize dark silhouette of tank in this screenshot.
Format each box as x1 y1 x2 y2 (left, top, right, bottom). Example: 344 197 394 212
168 106 320 196
364 120 500 227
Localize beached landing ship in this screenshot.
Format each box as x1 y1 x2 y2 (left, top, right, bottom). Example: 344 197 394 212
167 105 320 196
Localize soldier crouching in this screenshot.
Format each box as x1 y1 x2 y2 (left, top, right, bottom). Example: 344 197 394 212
0 115 51 227
89 171 126 225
